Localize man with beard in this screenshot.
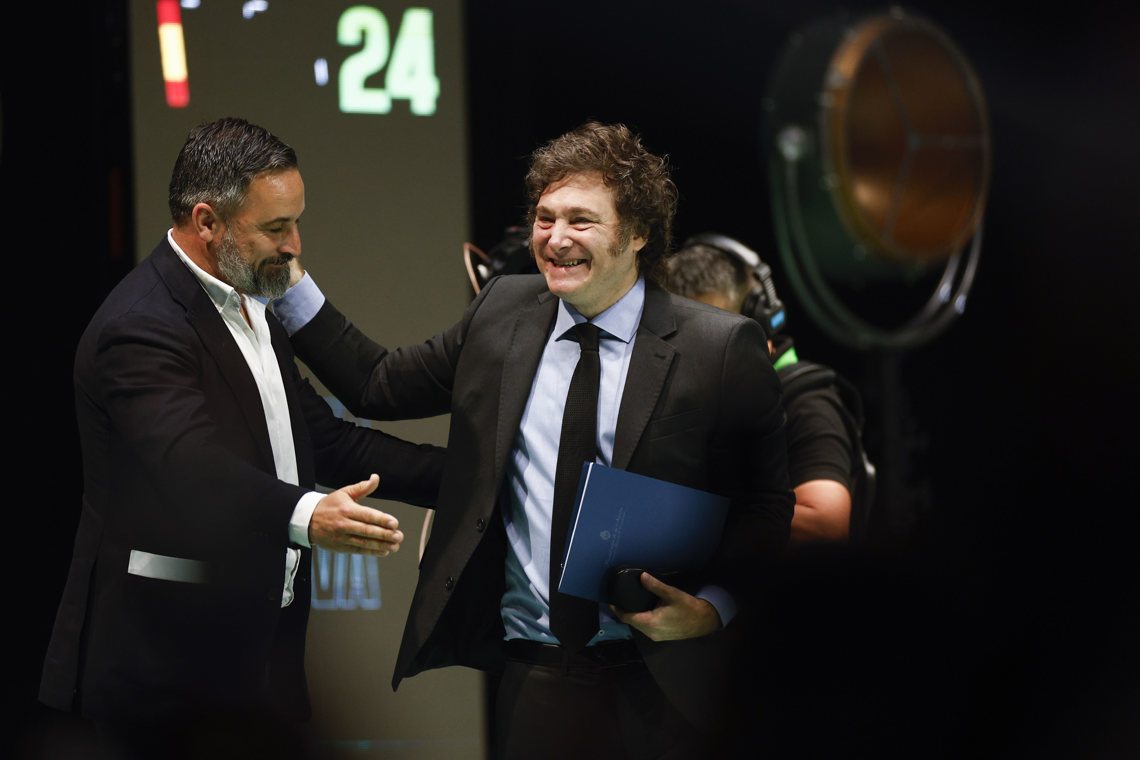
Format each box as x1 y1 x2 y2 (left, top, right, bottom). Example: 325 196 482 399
39 118 444 757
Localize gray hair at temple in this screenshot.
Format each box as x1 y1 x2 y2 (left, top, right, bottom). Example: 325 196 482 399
168 117 298 224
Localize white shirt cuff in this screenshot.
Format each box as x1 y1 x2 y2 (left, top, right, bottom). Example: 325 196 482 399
272 272 326 336
290 490 325 548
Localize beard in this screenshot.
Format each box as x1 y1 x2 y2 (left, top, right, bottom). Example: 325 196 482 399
215 229 292 299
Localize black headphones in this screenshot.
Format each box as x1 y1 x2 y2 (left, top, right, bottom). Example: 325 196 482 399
464 226 536 293
683 232 786 338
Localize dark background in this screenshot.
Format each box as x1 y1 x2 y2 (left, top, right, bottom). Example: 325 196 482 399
5 1 1138 757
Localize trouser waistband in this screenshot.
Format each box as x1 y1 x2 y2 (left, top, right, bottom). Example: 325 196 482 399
504 639 641 669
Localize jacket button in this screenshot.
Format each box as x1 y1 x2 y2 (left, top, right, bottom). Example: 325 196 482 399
444 576 455 591
474 517 486 532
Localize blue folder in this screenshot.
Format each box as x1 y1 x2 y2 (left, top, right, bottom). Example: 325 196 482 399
557 462 731 603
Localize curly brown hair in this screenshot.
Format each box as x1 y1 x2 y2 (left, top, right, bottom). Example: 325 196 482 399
525 122 678 281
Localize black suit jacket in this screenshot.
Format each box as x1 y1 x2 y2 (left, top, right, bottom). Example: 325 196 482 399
291 274 793 729
40 239 443 724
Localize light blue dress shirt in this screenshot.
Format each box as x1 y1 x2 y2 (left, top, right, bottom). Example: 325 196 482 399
273 274 735 643
500 278 646 644
272 271 324 333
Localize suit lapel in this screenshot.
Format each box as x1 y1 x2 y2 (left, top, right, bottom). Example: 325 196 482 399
151 243 277 473
494 288 559 482
613 281 678 471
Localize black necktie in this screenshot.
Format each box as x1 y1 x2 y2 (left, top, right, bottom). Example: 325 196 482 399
549 322 602 653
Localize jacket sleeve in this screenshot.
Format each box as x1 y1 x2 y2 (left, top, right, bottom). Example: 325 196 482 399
91 307 307 561
288 277 507 422
708 316 794 579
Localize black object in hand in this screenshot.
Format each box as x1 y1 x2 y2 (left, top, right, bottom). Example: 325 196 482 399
604 566 659 612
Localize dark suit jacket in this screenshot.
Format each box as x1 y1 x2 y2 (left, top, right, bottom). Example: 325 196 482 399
39 239 443 725
290 274 793 729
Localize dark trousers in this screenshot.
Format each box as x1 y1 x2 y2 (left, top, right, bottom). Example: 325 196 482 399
493 640 704 760
26 707 315 760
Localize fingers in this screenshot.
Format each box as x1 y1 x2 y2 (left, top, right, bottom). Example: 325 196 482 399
638 571 672 596
287 256 306 288
315 527 403 556
339 473 380 502
609 572 664 625
610 601 656 634
309 480 404 556
331 508 404 545
311 516 403 556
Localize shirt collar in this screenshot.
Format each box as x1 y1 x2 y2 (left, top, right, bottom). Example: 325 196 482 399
168 229 258 316
554 276 645 344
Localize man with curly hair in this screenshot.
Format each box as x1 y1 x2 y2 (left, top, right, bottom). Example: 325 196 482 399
274 122 792 758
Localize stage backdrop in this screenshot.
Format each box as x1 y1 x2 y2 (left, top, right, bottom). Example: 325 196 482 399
129 2 483 757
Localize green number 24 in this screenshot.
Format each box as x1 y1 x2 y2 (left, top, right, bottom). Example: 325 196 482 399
338 6 440 115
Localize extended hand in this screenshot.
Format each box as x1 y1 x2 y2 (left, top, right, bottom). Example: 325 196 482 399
309 474 404 556
610 572 723 641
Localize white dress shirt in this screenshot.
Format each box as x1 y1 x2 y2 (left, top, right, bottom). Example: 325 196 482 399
169 231 322 607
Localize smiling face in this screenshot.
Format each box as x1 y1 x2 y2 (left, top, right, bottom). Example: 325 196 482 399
214 168 304 298
531 172 647 319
